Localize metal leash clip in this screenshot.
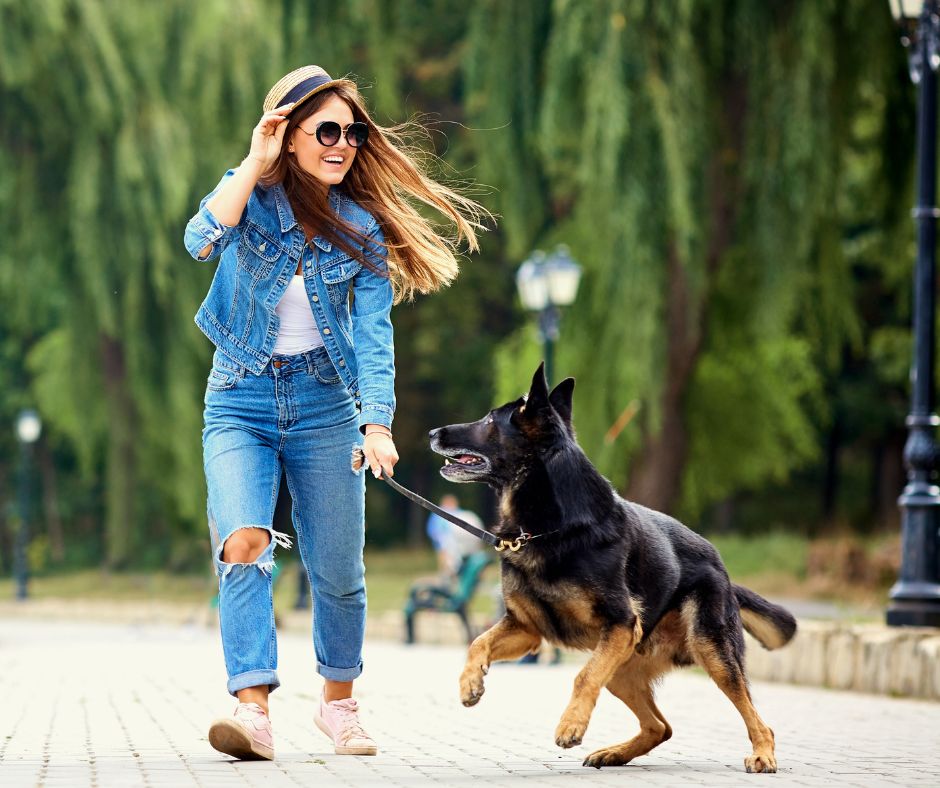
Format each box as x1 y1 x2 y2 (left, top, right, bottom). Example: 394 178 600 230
495 532 532 552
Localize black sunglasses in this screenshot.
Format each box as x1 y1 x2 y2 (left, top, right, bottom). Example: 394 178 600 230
298 120 369 148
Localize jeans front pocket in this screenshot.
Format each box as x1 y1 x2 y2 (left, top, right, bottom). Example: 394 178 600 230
207 367 238 391
313 353 342 385
206 350 242 392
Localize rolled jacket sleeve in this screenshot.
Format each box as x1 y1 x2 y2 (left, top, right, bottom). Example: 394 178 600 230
352 223 396 432
183 169 240 261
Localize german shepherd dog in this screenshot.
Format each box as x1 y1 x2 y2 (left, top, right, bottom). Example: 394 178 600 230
428 364 796 773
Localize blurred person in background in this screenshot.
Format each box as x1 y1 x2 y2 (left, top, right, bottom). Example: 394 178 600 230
184 65 489 761
426 494 484 578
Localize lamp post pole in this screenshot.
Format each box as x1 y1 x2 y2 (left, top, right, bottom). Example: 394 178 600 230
538 304 560 387
13 409 42 601
887 0 940 627
13 440 31 600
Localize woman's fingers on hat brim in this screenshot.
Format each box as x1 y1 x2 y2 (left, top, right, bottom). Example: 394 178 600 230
256 115 289 135
272 102 296 114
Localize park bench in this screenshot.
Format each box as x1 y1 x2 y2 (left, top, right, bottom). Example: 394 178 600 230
404 551 494 644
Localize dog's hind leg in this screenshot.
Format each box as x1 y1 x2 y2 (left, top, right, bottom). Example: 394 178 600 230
582 664 672 768
682 597 777 774
555 620 641 749
459 614 541 707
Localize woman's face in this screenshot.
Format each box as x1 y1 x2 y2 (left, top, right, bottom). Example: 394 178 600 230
289 95 358 186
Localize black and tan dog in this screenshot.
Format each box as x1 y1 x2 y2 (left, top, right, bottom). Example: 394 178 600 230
428 364 796 773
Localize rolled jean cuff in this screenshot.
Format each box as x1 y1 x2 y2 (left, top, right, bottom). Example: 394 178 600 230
227 669 280 697
317 660 363 682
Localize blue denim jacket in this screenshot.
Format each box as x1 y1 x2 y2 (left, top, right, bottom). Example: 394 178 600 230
183 169 395 431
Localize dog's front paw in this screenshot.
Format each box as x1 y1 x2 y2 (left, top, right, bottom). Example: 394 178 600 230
582 745 632 769
744 753 777 774
554 716 587 749
459 665 487 707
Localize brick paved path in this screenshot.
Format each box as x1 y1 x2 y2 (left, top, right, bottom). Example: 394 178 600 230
1 618 937 787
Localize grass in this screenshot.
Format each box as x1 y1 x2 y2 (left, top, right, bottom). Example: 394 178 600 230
0 547 501 618
0 569 215 604
709 532 808 595
278 548 501 616
0 533 882 616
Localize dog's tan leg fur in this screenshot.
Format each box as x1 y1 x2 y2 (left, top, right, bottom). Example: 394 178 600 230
554 622 640 748
459 614 541 707
582 664 672 768
692 639 776 773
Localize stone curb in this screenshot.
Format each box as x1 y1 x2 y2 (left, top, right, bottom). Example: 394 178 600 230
743 619 940 700
365 611 940 701
3 600 938 701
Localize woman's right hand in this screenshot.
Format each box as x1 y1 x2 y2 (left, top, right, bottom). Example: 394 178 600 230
245 103 295 168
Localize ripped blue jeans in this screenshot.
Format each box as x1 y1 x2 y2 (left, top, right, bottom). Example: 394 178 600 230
202 346 366 696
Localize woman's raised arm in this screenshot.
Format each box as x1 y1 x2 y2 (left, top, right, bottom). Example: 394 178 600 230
195 103 295 257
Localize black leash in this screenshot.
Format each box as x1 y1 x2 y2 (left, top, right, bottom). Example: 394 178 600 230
376 469 537 553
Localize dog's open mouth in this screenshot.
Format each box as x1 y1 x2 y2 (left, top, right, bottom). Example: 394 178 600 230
437 450 489 479
445 453 485 467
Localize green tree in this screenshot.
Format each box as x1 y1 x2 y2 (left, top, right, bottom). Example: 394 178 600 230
469 0 912 524
0 0 920 570
0 0 282 566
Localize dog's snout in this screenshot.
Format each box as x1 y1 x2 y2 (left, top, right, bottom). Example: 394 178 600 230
428 427 441 441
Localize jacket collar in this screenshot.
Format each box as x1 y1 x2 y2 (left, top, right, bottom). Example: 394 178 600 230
272 182 342 253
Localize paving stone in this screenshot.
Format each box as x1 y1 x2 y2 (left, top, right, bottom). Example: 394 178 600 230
1 618 938 786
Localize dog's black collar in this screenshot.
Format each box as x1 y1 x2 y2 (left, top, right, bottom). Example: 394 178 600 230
377 470 557 552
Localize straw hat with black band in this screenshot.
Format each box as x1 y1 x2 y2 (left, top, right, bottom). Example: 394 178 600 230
262 65 355 115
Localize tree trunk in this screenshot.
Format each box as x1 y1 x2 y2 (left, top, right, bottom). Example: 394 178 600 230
0 462 10 574
624 74 745 514
820 414 842 532
406 463 429 549
37 440 65 562
625 245 703 512
99 334 137 569
873 430 905 532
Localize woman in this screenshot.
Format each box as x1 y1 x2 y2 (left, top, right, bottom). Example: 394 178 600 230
183 65 487 761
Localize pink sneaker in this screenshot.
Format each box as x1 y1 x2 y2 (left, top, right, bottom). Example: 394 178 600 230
314 695 378 755
208 702 274 761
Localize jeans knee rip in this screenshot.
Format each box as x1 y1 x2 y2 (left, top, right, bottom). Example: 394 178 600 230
215 525 293 580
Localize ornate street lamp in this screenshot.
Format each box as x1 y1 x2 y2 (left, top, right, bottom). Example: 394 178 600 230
515 245 582 386
886 0 940 626
14 409 42 601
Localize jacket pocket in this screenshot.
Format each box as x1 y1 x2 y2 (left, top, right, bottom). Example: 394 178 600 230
320 256 362 305
237 224 282 276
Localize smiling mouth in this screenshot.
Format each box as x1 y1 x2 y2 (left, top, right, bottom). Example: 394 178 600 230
323 156 345 166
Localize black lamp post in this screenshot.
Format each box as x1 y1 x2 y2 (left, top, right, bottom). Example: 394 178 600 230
516 246 582 386
887 0 940 627
13 409 42 601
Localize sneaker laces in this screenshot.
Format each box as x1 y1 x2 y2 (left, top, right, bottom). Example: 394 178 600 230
327 699 370 744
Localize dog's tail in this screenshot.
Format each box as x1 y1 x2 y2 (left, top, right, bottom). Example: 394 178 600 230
733 584 797 650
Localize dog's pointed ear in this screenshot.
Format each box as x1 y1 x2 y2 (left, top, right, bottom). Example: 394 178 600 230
549 377 575 428
526 362 550 411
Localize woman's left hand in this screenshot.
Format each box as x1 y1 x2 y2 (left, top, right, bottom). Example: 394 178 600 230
363 430 399 478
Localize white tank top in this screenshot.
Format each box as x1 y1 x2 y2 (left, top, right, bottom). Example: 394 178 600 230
273 275 323 355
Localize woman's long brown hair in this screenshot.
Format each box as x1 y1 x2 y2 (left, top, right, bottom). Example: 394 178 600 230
260 81 491 303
